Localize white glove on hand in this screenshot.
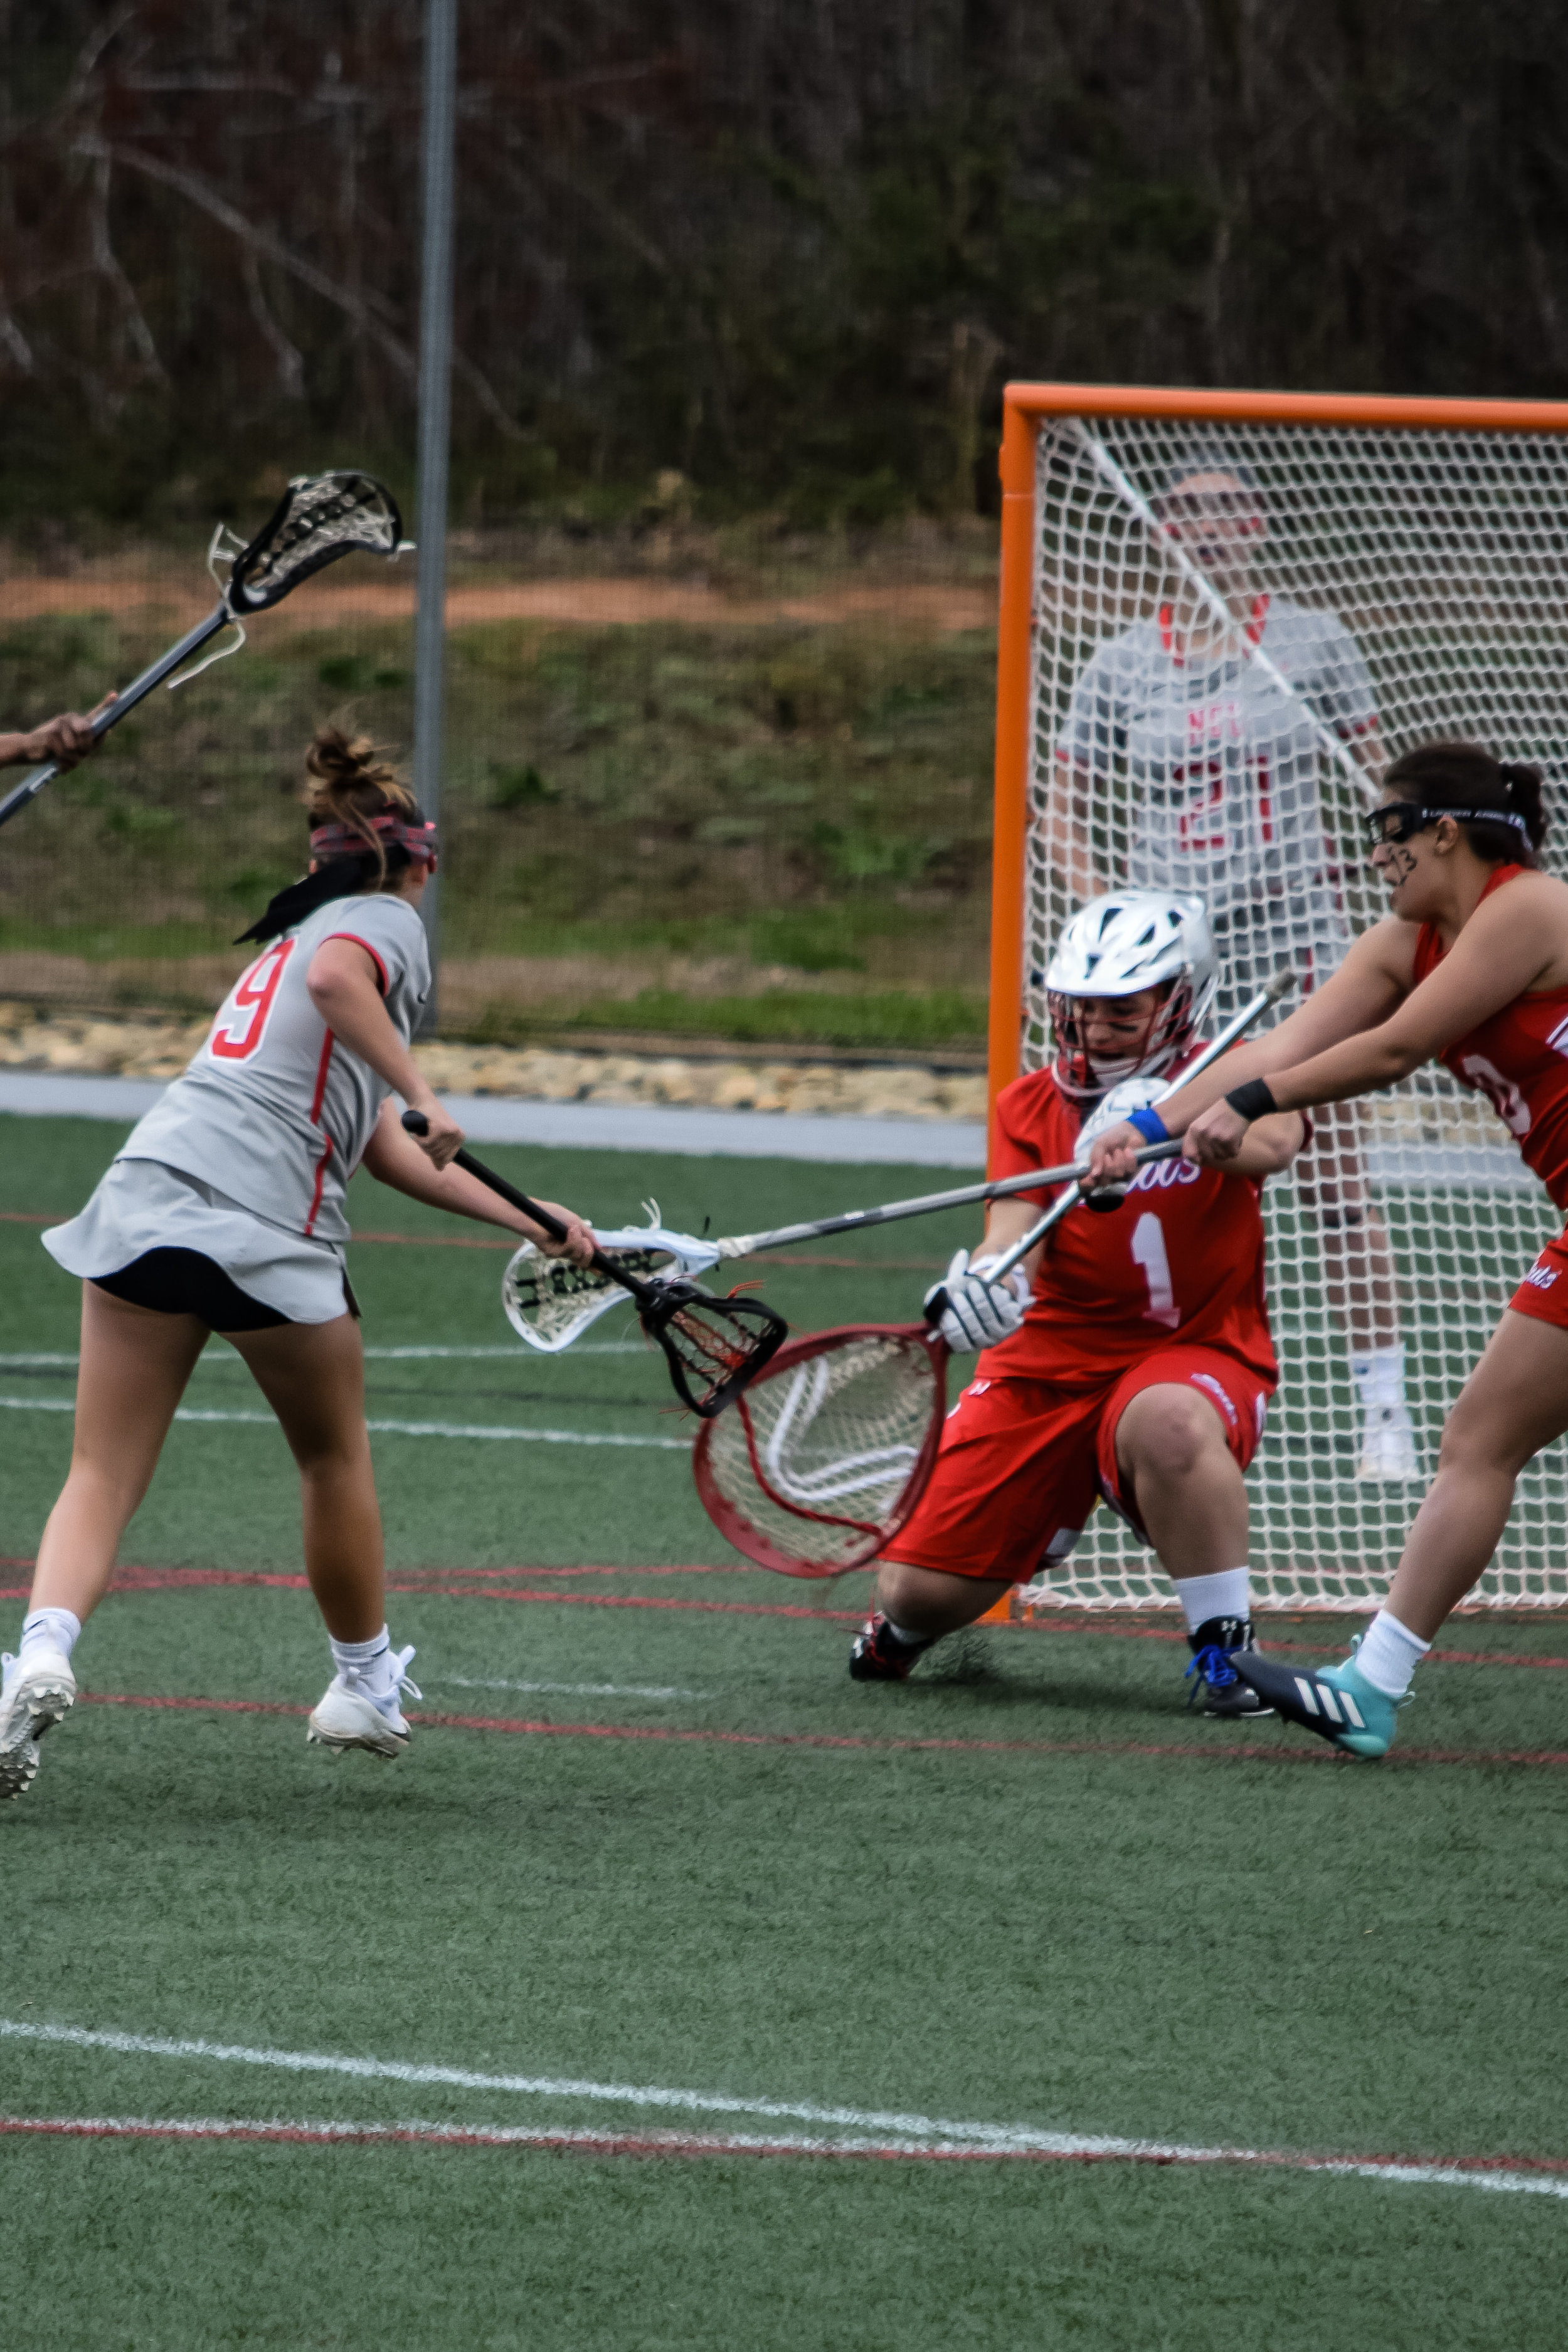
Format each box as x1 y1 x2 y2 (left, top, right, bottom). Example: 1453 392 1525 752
926 1248 1032 1354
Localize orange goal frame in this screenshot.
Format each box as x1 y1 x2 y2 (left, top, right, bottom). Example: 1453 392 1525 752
985 382 1568 1159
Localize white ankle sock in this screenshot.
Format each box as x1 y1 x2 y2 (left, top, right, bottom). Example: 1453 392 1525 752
330 1627 393 1693
1350 1343 1407 1408
1172 1567 1251 1636
884 1618 930 1648
1355 1608 1429 1698
21 1607 82 1661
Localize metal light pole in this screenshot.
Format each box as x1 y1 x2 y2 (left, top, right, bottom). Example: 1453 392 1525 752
413 0 457 1029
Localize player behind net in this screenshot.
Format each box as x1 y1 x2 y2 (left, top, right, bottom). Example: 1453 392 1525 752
0 728 593 1802
1088 745 1567 1758
848 889 1305 1709
1048 445 1416 1480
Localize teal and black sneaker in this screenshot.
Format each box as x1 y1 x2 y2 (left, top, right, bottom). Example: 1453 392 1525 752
1227 1640 1407 1759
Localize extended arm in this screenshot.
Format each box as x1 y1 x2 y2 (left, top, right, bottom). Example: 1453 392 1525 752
0 694 115 772
359 1100 593 1262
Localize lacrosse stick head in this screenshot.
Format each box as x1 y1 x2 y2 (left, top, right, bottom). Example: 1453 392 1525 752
502 1224 723 1353
226 473 405 613
638 1281 788 1419
693 1324 947 1576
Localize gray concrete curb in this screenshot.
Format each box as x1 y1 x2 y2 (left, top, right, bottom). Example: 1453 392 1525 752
0 1071 989 1168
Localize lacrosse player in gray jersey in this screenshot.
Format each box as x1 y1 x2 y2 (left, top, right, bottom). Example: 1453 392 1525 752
0 728 593 1805
1046 449 1417 1480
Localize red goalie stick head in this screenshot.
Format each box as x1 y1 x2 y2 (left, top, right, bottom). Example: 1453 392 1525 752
692 1324 949 1577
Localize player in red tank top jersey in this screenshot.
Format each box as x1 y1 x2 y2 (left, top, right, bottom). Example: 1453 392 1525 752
848 890 1306 1715
1085 741 1568 1758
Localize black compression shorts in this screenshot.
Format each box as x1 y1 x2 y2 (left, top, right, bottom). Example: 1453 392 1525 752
90 1248 291 1331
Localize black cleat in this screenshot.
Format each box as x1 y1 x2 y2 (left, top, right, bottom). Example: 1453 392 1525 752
1184 1615 1274 1719
848 1611 936 1682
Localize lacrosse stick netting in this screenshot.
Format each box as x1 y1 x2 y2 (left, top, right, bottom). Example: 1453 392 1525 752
694 1327 947 1576
1020 400 1568 1609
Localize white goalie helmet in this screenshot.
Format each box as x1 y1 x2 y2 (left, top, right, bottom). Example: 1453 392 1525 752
1045 889 1218 1104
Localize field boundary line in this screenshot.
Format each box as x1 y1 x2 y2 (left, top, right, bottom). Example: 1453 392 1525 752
68 1687 1568 1769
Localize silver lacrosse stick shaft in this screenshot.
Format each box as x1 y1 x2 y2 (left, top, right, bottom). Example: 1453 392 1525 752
984 967 1297 1283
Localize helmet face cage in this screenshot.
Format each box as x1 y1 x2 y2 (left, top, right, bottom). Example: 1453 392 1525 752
1048 973 1198 1105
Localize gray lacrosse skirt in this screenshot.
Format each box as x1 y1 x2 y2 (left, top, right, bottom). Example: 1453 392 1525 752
43 1158 357 1326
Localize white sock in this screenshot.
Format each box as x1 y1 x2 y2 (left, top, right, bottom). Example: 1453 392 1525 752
1172 1567 1251 1636
1350 1343 1407 1409
884 1618 931 1648
329 1626 394 1694
1355 1608 1429 1698
20 1607 82 1661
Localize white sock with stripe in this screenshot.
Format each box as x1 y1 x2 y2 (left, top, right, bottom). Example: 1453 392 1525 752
329 1626 395 1695
19 1607 82 1661
1354 1609 1429 1698
1172 1567 1251 1636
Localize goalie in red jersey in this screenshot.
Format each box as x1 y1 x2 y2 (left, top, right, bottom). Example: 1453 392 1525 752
850 889 1306 1714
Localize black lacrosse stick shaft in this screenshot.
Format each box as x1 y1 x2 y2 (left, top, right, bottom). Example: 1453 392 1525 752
401 1108 787 1415
401 1109 659 1306
0 602 231 834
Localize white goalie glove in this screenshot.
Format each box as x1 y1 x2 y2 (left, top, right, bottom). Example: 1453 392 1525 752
926 1248 1032 1354
1073 1076 1172 1209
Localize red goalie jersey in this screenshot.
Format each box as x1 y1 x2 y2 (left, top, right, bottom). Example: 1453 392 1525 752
978 1057 1280 1391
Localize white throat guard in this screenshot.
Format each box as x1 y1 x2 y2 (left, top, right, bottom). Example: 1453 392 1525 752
1046 890 1218 1105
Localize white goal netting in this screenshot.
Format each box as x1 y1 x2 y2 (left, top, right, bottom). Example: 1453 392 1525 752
1017 406 1568 1611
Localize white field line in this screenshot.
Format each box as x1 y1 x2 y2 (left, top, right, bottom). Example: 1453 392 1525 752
2 2019 1564 2197
436 1677 711 1701
0 1345 644 1365
0 1396 687 1453
0 2110 1563 2194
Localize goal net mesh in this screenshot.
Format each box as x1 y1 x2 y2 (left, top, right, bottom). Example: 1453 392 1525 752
1017 407 1568 1612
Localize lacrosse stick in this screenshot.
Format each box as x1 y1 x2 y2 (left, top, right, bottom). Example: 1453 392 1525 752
692 969 1295 1575
401 1111 787 1417
950 965 1300 1302
500 1143 1190 1355
0 472 408 833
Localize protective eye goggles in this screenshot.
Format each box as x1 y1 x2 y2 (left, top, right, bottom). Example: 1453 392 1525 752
1363 802 1529 847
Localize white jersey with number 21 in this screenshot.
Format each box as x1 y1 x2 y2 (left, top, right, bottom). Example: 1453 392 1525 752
119 894 431 1246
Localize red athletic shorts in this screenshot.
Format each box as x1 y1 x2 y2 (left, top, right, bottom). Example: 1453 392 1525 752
1508 1229 1568 1328
886 1345 1274 1584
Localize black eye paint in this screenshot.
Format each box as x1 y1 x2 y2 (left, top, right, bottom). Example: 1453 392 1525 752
1383 845 1418 888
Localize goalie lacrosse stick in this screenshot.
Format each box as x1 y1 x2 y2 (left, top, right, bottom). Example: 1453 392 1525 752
0 472 408 833
400 1111 787 1417
692 969 1295 1576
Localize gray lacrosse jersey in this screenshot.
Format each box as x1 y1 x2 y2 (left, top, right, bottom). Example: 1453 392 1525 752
120 894 431 1244
1057 594 1376 926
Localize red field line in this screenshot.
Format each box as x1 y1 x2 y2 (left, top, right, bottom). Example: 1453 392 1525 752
3 2112 1565 2190
75 1687 1568 1770
11 1564 1568 1656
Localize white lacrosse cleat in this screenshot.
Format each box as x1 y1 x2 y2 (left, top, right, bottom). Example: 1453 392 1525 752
1357 1401 1421 1481
307 1645 421 1759
0 1645 78 1803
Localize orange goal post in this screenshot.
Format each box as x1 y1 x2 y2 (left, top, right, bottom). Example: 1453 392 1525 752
987 383 1568 1610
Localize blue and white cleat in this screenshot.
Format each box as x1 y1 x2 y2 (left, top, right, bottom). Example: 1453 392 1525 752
1227 1641 1406 1759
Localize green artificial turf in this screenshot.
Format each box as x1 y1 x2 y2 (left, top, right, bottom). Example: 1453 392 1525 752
2 1113 1567 2351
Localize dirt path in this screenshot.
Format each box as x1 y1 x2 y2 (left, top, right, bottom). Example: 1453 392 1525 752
0 568 995 635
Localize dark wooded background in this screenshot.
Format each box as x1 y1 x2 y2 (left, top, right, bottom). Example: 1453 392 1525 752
5 2 1566 529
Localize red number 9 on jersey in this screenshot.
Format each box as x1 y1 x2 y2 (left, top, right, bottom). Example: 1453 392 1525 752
210 938 295 1061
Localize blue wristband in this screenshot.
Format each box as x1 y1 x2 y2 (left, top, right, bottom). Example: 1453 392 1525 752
1127 1107 1170 1144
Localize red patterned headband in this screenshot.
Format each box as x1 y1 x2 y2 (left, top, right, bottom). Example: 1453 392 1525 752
309 810 438 866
